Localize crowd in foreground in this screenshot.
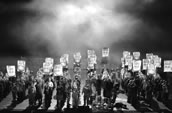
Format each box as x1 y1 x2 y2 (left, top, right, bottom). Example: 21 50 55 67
0 65 170 111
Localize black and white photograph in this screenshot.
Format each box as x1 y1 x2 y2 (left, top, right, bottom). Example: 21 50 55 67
0 0 172 113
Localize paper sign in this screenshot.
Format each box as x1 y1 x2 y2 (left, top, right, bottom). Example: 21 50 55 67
148 59 154 65
142 59 148 70
133 52 140 60
89 55 97 64
17 60 26 72
154 56 161 68
123 51 130 58
45 57 54 69
128 59 133 70
132 60 141 72
74 52 82 63
146 53 153 59
125 55 133 66
164 60 172 72
102 48 109 57
43 62 51 73
60 57 66 66
54 64 63 76
6 65 16 77
45 57 54 64
147 63 156 74
87 50 95 58
121 58 125 68
63 54 69 64
88 62 94 69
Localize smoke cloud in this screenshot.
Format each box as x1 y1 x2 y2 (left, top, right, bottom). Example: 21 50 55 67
10 0 159 64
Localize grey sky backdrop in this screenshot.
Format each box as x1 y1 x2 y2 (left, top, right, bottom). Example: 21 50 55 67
0 0 172 65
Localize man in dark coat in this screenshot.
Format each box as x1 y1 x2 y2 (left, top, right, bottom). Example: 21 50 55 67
127 77 137 107
103 78 113 105
35 78 44 106
56 76 65 110
96 74 102 96
82 81 92 106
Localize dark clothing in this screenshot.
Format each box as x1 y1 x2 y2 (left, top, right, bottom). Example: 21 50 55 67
103 80 113 98
35 83 43 105
96 79 102 95
82 86 92 106
44 84 52 109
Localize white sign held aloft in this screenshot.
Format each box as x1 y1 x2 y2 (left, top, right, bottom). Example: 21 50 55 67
121 57 125 68
63 54 69 64
154 56 161 68
60 57 66 67
147 63 156 75
123 51 130 58
142 59 148 70
164 60 172 72
87 50 95 58
43 62 51 73
146 53 153 59
45 57 54 69
125 55 133 66
132 60 141 72
54 64 63 76
17 60 26 72
89 55 97 64
133 52 140 60
6 65 16 77
102 48 109 57
74 52 82 63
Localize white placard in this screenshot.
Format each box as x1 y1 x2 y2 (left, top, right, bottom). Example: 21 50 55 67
89 55 97 64
88 62 94 69
164 60 172 72
128 59 133 70
43 62 51 73
74 52 82 63
148 59 154 65
102 48 109 57
132 60 141 72
63 54 69 64
6 65 16 77
17 60 26 72
54 64 63 76
123 51 130 58
146 53 153 59
45 57 54 68
133 52 140 60
125 55 133 66
87 50 95 58
154 56 161 68
121 57 125 68
60 57 66 66
45 57 54 64
142 59 148 70
147 63 156 74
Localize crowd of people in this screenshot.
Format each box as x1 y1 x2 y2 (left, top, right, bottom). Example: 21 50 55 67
0 62 170 111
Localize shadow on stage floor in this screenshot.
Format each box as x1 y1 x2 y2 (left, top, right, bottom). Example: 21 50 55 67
0 106 171 113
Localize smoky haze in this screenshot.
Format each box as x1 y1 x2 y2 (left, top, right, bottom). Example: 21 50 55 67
1 0 172 65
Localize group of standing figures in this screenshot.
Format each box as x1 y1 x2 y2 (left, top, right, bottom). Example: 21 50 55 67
8 68 122 111
0 66 170 111
122 68 169 108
